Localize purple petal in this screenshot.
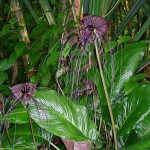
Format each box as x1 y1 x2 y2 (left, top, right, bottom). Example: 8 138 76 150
10 84 24 100
25 83 36 96
23 93 31 107
10 83 36 107
80 15 109 45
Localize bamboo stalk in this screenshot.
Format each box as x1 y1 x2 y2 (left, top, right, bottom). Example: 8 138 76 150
39 0 55 25
10 0 35 79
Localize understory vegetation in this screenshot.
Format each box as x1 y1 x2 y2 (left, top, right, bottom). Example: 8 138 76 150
0 0 150 150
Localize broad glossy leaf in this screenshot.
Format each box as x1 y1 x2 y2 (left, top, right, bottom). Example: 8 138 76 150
30 90 98 141
114 85 150 136
124 79 138 95
104 41 147 99
135 111 150 137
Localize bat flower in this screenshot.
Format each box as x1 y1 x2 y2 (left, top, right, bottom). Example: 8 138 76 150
72 80 97 99
83 80 97 95
79 15 109 47
10 83 36 107
61 30 79 45
78 29 94 47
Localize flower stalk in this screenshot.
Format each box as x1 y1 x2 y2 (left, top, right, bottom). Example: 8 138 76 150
94 39 118 150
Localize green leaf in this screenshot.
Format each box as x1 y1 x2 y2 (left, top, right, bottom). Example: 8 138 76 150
122 133 150 150
137 58 150 73
5 108 29 124
62 42 71 58
0 85 11 94
30 90 98 141
133 16 150 41
124 78 138 95
117 36 132 44
114 85 150 136
41 69 51 86
105 41 148 98
29 50 41 65
0 59 15 71
113 0 147 39
46 51 60 66
0 71 8 84
41 28 53 42
2 24 12 34
1 123 45 149
104 41 117 53
135 112 150 137
30 74 39 84
30 23 47 38
15 41 27 57
133 73 148 81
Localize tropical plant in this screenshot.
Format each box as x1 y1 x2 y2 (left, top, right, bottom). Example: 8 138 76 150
0 0 150 150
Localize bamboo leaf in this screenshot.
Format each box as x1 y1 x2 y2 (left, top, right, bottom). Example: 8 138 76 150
113 0 147 39
133 16 150 41
22 0 38 23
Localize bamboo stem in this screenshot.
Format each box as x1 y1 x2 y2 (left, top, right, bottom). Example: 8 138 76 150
94 39 118 150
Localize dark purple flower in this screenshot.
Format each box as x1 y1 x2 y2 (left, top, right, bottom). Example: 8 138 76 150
72 80 97 99
79 15 109 47
83 80 97 95
10 83 36 107
61 30 79 45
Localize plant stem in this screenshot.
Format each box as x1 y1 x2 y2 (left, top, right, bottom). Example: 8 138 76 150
50 142 60 150
94 40 118 150
56 80 65 96
5 120 12 145
27 108 37 150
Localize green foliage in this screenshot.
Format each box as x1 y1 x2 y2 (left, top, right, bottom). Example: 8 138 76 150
0 0 150 149
30 90 98 142
1 123 47 149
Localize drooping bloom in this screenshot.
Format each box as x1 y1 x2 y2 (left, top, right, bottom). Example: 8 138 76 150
79 15 109 47
10 83 36 107
72 79 97 99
